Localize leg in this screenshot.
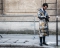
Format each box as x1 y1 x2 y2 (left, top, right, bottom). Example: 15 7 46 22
43 36 45 43
43 36 48 45
39 37 43 46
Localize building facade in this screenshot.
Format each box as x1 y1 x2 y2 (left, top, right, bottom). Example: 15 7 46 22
0 0 60 34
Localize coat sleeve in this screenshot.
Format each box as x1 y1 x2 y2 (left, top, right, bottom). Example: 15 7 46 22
37 9 41 18
45 12 50 22
37 9 46 19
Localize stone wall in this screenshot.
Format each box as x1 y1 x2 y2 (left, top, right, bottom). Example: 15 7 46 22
1 0 59 22
0 0 59 22
0 0 60 34
0 0 3 14
3 0 56 16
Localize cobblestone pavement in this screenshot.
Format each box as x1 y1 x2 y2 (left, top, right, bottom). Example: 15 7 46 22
0 34 60 48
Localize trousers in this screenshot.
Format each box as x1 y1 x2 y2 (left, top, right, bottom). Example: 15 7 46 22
40 36 46 44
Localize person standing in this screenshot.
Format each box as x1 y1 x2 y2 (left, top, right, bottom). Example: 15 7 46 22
38 3 50 46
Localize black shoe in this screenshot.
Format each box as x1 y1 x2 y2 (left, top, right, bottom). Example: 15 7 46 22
43 43 48 46
40 44 43 46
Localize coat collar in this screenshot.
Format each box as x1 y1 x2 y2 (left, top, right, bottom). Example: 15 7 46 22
40 8 46 12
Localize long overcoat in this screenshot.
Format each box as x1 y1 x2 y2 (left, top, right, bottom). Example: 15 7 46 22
38 8 49 37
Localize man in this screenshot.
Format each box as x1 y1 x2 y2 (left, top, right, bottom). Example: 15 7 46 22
38 3 50 46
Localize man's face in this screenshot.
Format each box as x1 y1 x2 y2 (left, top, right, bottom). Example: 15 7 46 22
43 6 48 10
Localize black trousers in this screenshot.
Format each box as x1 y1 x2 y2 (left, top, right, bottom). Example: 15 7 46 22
40 36 46 44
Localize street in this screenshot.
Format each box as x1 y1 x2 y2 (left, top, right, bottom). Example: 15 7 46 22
0 34 60 48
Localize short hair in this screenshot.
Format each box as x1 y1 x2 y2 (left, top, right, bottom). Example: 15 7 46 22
43 3 48 7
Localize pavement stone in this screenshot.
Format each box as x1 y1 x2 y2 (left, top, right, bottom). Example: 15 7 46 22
0 34 60 48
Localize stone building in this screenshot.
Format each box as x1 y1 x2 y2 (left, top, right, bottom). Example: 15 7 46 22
0 0 60 34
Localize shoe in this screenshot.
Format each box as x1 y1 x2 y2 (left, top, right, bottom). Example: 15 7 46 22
43 43 48 46
40 44 43 46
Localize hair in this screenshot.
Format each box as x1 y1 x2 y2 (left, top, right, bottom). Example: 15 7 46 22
43 3 48 7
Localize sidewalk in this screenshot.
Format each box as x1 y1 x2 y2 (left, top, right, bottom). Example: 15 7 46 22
0 34 60 48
